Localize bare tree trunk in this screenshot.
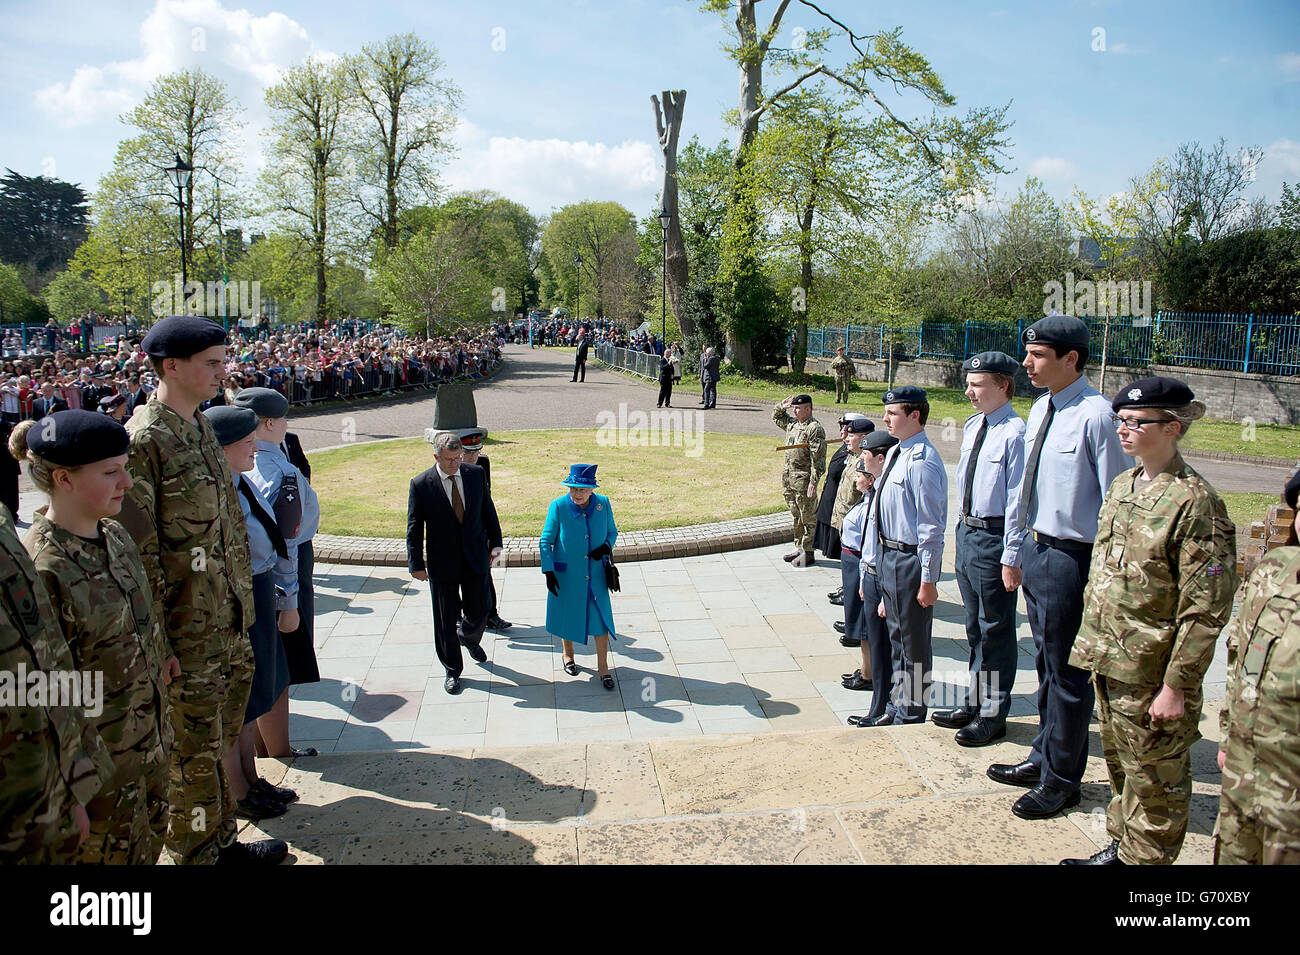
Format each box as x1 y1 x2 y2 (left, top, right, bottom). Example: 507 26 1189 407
652 90 692 343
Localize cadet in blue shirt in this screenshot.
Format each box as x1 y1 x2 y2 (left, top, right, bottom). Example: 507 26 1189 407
870 386 947 724
988 315 1134 820
932 351 1026 747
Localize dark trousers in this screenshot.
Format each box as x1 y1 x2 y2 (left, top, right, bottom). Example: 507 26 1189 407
954 523 1019 723
284 541 320 685
879 548 932 723
572 358 585 381
854 561 892 720
1021 537 1094 791
431 571 490 676
702 380 716 408
657 378 673 406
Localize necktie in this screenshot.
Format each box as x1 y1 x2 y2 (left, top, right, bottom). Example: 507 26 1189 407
1017 399 1057 532
238 478 288 559
449 474 465 523
873 447 900 543
962 417 989 519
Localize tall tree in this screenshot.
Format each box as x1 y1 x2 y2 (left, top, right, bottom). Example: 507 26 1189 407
541 201 642 322
0 170 89 287
344 33 462 252
373 222 478 338
652 90 692 339
262 57 348 323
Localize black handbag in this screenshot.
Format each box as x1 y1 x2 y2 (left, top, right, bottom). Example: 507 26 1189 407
603 555 620 593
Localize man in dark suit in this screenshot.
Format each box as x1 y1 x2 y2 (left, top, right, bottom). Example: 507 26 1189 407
571 333 589 382
123 375 153 415
407 432 504 694
30 381 69 419
702 347 721 410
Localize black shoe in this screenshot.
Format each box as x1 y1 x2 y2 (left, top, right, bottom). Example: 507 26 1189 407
459 635 487 663
931 707 975 730
987 760 1041 788
251 778 298 804
783 550 801 562
289 746 318 758
218 838 289 865
236 788 289 821
828 592 844 606
955 717 1007 748
861 713 896 727
1012 783 1081 820
827 586 843 600
833 621 846 634
838 635 861 648
842 675 873 691
841 670 863 682
444 675 462 695
1061 840 1124 866
486 613 513 632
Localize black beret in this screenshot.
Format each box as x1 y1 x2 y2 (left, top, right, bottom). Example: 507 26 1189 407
26 410 128 466
233 386 289 418
846 417 875 434
1023 314 1088 350
882 385 926 405
141 316 227 359
1285 471 1300 512
962 351 1020 377
203 406 258 446
790 394 812 406
863 431 899 452
1111 377 1196 412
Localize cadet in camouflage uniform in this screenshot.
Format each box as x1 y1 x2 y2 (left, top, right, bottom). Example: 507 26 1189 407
829 346 856 404
1065 378 1237 866
14 411 175 864
1215 470 1300 865
115 317 275 865
773 393 827 567
0 493 112 863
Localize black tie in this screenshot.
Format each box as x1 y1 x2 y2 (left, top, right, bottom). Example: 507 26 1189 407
238 478 289 559
873 446 900 543
962 417 988 519
1017 399 1057 532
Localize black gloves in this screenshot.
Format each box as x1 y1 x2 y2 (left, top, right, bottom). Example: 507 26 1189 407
587 544 611 560
544 570 559 596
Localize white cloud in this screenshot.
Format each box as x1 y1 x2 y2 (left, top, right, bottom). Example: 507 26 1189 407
1109 42 1130 54
34 66 135 127
1278 52 1300 79
442 120 660 215
1029 156 1078 181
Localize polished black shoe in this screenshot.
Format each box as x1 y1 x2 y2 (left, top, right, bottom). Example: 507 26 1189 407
444 675 462 695
459 635 487 663
842 675 873 691
828 592 844 606
841 670 863 682
838 635 861 648
833 621 846 634
827 586 844 600
1061 840 1123 865
987 759 1041 787
862 713 896 727
289 746 318 758
252 777 298 804
485 613 513 632
1012 783 1081 820
931 707 976 730
236 788 289 821
218 838 289 865
955 717 1007 747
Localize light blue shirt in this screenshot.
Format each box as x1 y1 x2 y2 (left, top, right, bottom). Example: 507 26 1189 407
247 439 320 545
234 475 298 610
1020 375 1134 548
956 401 1028 565
860 487 879 572
875 431 947 583
841 490 870 553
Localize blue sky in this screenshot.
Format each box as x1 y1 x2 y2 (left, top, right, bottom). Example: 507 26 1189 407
2 0 1297 222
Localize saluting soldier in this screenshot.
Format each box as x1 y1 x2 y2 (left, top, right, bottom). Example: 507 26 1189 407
773 393 827 568
116 316 283 866
1063 378 1237 865
869 386 947 724
0 502 112 863
932 352 1027 747
826 415 873 625
830 345 856 404
1215 471 1300 865
988 315 1133 821
15 411 177 864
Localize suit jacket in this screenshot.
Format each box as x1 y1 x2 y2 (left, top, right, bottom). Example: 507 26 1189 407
406 462 502 582
575 340 589 363
702 356 721 383
31 397 68 419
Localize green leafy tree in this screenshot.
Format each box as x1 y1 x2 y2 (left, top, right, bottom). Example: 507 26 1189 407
540 201 642 322
43 269 103 322
0 170 89 288
373 221 479 337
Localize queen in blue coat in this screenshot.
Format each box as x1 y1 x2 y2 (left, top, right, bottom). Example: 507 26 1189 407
540 464 618 689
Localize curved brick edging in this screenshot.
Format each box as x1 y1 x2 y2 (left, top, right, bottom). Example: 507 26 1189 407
313 511 794 566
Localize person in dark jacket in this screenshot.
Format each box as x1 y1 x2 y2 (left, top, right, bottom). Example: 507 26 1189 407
572 334 589 382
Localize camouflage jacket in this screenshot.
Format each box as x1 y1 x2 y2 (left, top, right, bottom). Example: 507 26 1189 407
23 509 172 788
1218 546 1300 832
773 405 827 483
830 355 856 379
0 507 112 861
831 448 864 530
1071 455 1237 689
117 398 254 661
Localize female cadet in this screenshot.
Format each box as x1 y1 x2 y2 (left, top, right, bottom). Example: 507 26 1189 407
234 387 321 758
540 464 619 689
12 410 176 863
204 406 297 820
1214 470 1300 865
1063 377 1237 866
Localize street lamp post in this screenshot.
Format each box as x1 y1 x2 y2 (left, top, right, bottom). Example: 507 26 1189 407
574 254 582 330
657 207 671 348
164 153 193 298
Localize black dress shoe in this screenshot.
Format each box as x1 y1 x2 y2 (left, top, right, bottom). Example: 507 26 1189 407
833 621 846 634
841 670 862 682
1012 783 1081 820
218 838 289 865
862 713 895 727
444 675 462 695
828 592 844 606
1061 840 1123 865
838 635 861 647
486 613 513 631
459 635 487 663
236 788 289 821
931 707 976 729
955 717 1007 747
987 759 1041 788
841 675 873 691
251 778 298 804
827 586 844 600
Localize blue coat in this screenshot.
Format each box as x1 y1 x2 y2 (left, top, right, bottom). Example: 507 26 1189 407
540 493 617 643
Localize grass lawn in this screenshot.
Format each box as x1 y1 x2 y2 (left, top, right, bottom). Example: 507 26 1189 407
618 365 1300 461
1220 491 1289 531
311 429 786 538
